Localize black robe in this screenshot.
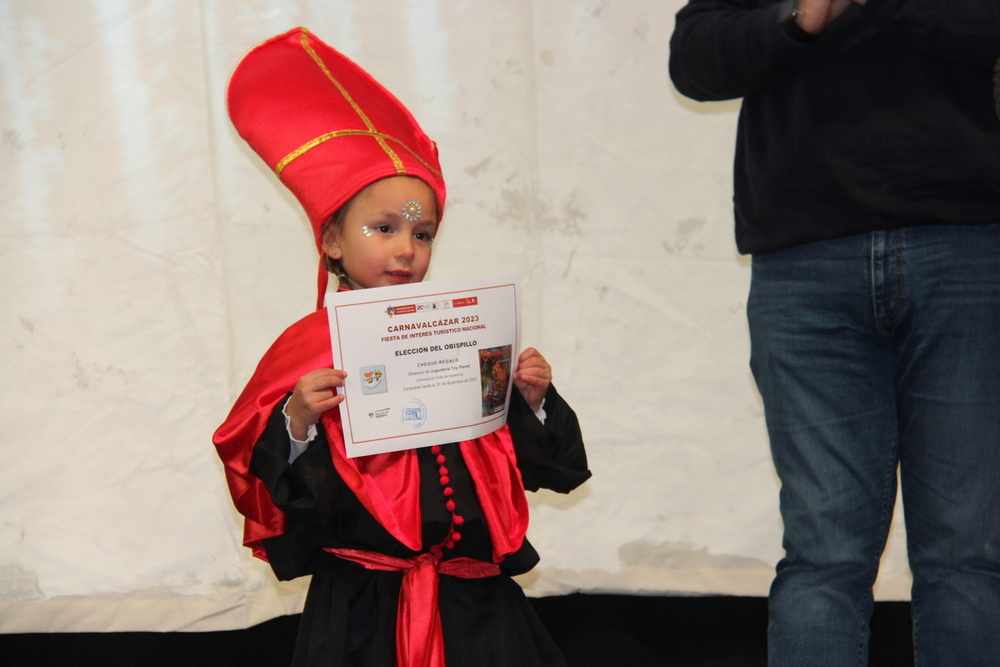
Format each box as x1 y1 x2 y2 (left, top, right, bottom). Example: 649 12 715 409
250 384 590 666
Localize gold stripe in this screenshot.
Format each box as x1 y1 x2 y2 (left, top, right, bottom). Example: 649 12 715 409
275 129 444 178
298 28 404 173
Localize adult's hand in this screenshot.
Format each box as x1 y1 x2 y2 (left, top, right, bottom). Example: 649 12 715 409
797 0 855 35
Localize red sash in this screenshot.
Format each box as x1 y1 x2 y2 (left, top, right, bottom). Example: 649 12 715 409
326 548 501 667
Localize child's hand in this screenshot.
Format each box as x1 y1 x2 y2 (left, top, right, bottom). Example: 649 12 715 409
513 347 551 413
286 369 347 440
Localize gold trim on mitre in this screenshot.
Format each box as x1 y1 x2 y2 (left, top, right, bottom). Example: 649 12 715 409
274 129 444 178
294 28 404 173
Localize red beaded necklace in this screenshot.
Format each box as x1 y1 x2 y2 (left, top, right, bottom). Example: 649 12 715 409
427 444 465 560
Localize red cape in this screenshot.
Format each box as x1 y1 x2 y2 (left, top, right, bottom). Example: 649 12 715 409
213 309 529 562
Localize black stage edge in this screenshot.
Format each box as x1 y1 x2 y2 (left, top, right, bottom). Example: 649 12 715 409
0 595 914 667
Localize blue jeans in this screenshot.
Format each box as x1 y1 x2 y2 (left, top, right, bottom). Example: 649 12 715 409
748 225 1000 667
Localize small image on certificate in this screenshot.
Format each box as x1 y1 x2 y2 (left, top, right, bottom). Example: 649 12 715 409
479 345 512 417
359 364 388 395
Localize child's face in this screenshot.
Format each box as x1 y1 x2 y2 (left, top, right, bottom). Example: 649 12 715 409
322 176 438 289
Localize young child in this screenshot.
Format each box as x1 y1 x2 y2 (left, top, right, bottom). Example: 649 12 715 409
213 28 590 667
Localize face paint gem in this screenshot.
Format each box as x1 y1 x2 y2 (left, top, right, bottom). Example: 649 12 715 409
361 225 373 237
401 199 422 222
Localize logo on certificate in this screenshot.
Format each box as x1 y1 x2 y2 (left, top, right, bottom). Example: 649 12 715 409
400 398 427 430
359 365 388 395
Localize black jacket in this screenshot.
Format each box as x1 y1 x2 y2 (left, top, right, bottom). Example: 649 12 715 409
669 0 1000 255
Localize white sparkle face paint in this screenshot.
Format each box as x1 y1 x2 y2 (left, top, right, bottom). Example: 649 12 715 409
361 225 374 237
401 199 422 222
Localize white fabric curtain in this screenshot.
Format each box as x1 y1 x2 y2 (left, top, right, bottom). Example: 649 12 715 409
0 0 912 633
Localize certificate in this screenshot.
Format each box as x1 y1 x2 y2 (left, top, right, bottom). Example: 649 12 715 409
327 272 520 457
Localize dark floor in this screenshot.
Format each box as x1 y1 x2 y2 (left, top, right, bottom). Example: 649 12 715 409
0 595 914 667
533 595 914 667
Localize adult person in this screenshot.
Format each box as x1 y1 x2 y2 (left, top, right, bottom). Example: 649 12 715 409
669 1 1000 665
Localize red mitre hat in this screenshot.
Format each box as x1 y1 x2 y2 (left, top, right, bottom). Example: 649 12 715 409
227 27 447 308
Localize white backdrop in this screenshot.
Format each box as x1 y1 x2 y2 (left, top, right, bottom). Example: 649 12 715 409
0 0 912 633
